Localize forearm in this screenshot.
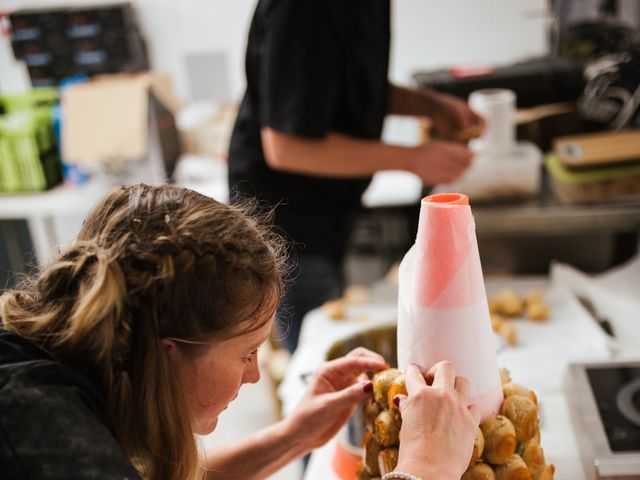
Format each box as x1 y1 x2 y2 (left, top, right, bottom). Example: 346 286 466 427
202 418 308 480
387 83 441 117
261 128 415 177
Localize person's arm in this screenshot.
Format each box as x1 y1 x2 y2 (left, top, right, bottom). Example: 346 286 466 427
202 349 388 480
261 128 473 185
388 83 443 117
261 128 413 177
201 419 307 480
388 83 485 139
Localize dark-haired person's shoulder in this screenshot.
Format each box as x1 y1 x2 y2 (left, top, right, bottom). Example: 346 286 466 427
0 330 141 479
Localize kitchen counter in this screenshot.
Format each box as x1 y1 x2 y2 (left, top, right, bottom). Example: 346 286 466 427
278 272 635 480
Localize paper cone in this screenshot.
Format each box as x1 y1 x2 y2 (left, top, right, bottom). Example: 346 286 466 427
397 193 503 420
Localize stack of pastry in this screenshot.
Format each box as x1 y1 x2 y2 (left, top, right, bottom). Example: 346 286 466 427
358 369 405 479
357 368 554 480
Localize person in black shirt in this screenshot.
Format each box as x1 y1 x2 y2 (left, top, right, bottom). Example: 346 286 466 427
229 0 484 352
0 184 480 480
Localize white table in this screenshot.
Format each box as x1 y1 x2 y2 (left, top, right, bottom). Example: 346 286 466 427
280 276 621 480
0 181 108 265
0 181 109 266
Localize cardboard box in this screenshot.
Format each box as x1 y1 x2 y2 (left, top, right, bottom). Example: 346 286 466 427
178 102 238 160
62 72 182 183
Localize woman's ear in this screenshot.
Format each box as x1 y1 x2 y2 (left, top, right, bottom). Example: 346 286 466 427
161 338 178 355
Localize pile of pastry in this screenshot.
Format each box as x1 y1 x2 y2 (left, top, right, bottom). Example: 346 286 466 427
357 368 554 480
489 290 551 347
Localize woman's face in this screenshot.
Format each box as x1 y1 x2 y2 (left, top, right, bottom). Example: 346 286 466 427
168 318 273 435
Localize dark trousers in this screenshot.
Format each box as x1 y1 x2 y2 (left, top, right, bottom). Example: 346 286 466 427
277 254 344 353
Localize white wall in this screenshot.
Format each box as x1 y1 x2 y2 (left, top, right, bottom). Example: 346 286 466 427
1 0 549 99
391 0 549 83
133 0 256 101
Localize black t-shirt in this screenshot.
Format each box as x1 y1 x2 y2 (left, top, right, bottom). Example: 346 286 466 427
0 330 141 479
228 0 391 261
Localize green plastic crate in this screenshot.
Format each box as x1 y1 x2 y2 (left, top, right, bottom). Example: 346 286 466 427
0 111 61 193
0 88 61 193
0 88 59 115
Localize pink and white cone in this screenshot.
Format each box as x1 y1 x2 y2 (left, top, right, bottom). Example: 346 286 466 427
397 193 503 420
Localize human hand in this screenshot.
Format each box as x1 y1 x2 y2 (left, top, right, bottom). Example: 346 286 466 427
408 140 474 185
393 362 481 480
428 91 485 140
286 348 388 452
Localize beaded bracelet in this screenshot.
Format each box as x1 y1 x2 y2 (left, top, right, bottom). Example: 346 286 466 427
381 473 422 480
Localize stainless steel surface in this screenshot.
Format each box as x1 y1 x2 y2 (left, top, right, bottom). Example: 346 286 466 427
472 181 640 236
565 360 640 480
474 198 640 236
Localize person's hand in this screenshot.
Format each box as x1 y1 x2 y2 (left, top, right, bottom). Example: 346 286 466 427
408 140 474 185
393 362 481 480
285 347 388 452
428 91 485 140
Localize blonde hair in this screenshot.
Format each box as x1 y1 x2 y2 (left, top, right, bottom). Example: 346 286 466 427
1 184 287 480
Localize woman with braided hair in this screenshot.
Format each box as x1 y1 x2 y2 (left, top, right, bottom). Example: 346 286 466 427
0 184 479 480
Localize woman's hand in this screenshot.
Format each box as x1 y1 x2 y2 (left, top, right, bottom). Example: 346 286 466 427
428 91 485 140
286 347 388 452
409 140 474 185
394 361 481 480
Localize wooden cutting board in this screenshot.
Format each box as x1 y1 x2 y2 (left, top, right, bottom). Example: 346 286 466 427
553 130 640 167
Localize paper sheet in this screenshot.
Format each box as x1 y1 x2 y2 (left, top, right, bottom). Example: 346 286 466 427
551 254 640 355
397 196 503 419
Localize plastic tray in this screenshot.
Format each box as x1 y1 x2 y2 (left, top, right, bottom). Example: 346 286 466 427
545 153 640 204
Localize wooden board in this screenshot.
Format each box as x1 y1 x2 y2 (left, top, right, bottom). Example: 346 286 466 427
553 130 640 167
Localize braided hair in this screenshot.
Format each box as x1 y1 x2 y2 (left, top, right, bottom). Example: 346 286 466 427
1 184 288 480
